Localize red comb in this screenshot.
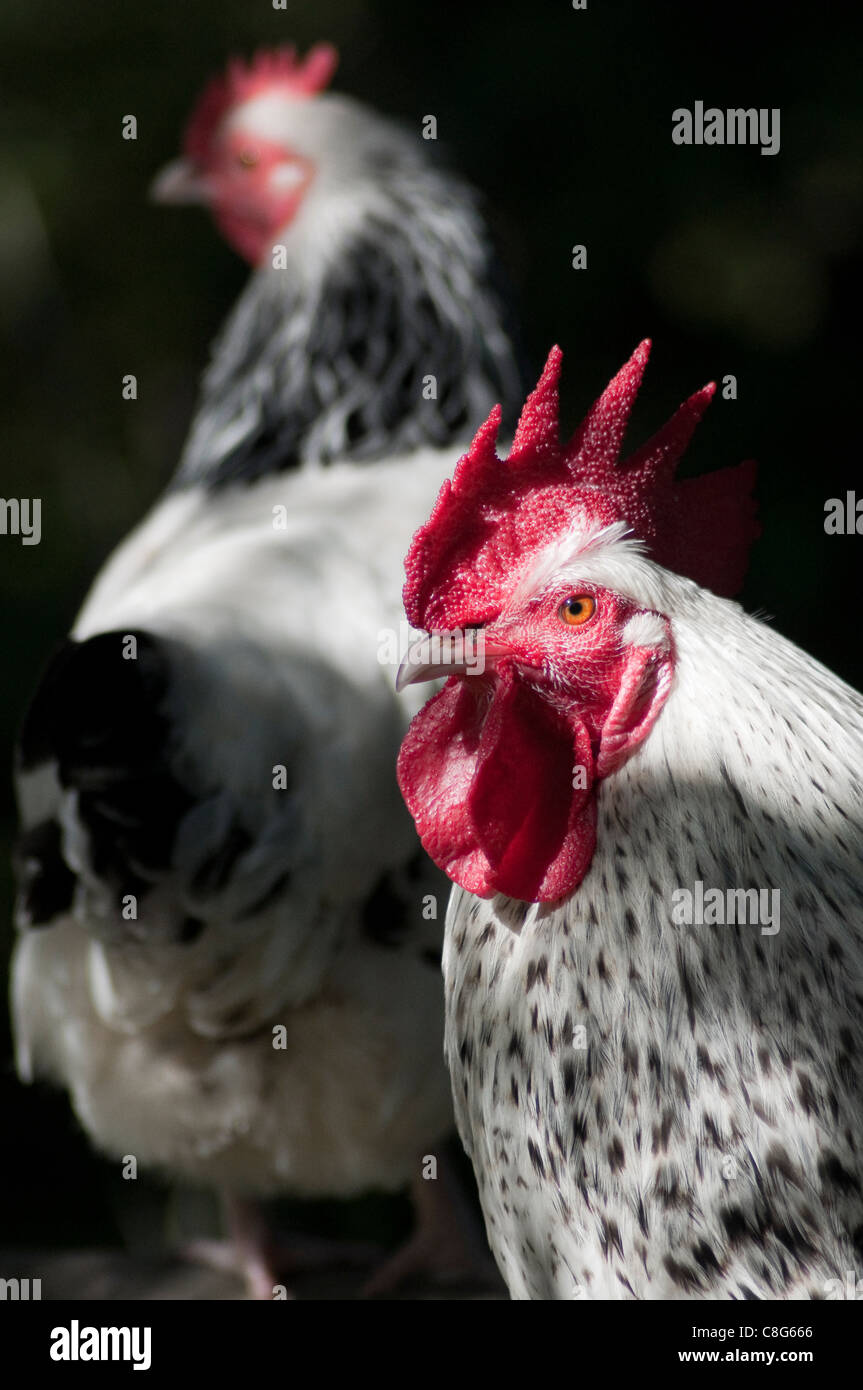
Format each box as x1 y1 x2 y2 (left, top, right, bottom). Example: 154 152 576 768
404 342 759 631
184 43 339 163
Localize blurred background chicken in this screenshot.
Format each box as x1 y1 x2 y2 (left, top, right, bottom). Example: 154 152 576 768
151 43 523 481
10 43 525 1297
397 345 863 1299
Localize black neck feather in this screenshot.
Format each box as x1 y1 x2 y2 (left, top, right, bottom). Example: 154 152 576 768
172 166 527 490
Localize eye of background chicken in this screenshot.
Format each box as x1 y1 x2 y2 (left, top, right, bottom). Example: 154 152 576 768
237 149 259 168
558 595 596 626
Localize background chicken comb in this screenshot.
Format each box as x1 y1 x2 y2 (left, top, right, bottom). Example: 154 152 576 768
184 44 339 164
403 342 760 630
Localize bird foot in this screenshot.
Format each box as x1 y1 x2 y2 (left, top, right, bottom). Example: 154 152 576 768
181 1235 283 1300
181 1196 381 1299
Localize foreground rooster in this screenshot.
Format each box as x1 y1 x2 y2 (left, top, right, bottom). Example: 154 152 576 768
397 342 863 1299
12 45 524 1296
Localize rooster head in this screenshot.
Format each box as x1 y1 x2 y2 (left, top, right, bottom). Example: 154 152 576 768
152 44 338 264
396 342 760 903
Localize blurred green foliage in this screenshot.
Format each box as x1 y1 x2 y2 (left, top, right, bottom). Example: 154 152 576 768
1 0 861 1254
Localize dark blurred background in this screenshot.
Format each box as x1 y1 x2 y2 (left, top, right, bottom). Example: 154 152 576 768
1 0 861 1258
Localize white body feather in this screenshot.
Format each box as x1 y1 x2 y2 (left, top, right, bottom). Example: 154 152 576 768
14 449 460 1195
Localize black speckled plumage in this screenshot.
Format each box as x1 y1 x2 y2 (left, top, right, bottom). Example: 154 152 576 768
440 562 863 1300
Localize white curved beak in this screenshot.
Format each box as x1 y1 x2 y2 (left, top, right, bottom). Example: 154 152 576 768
396 631 507 693
150 158 210 205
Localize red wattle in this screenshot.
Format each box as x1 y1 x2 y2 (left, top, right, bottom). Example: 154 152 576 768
397 667 598 903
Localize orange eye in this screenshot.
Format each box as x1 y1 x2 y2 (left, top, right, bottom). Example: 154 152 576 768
237 149 260 168
558 595 596 627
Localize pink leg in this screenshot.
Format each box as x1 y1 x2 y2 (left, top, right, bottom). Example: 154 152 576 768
362 1153 499 1298
183 1193 380 1300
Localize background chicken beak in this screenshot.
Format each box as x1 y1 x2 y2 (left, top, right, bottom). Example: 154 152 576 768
150 158 209 204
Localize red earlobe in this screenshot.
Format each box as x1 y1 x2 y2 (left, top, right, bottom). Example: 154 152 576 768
596 641 674 779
